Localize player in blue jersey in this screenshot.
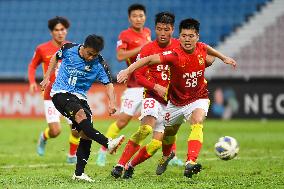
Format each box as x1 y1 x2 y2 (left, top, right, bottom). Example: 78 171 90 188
40 34 125 182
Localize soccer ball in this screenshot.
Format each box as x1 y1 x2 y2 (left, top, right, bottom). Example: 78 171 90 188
214 136 239 160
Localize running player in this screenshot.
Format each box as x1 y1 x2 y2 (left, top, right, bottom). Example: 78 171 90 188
117 18 236 179
28 16 79 163
96 3 151 166
40 34 125 182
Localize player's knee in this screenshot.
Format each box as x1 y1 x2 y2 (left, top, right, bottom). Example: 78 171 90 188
49 127 61 137
130 125 153 145
75 109 87 123
146 139 162 155
71 129 80 138
190 114 204 125
164 126 178 136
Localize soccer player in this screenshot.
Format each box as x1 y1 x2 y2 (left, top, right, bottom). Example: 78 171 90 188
28 16 79 163
40 34 125 182
112 13 215 179
117 18 236 178
96 3 151 166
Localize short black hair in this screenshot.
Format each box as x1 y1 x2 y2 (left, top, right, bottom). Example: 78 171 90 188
179 18 200 34
48 16 70 31
128 3 146 16
155 12 175 26
84 34 104 52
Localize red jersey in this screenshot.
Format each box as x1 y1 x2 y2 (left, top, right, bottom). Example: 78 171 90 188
136 38 180 105
116 27 151 88
159 42 209 106
28 41 65 100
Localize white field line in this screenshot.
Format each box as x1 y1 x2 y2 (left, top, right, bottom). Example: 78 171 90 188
0 156 282 169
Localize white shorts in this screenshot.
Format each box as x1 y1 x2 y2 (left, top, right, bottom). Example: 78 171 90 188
44 100 72 124
139 98 166 133
164 99 210 126
120 87 144 116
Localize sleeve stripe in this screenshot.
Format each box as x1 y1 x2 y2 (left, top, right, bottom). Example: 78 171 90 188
98 55 113 84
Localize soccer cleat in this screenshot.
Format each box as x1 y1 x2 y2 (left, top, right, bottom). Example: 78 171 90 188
107 135 125 154
183 161 202 178
72 173 94 182
169 156 184 166
156 151 175 175
123 164 134 179
66 155 77 164
111 165 124 178
37 132 46 156
96 149 107 166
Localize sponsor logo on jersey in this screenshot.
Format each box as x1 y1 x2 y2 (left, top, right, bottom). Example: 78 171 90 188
162 51 172 55
198 54 204 65
85 65 91 72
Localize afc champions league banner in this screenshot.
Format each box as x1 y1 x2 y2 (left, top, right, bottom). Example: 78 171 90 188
0 83 126 119
1 79 284 119
207 79 284 119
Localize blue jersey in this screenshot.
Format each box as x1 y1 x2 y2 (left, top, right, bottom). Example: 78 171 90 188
51 43 112 99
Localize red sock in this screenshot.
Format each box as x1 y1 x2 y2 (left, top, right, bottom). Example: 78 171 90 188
118 140 140 166
187 140 202 162
69 143 78 156
101 146 107 151
130 146 151 167
162 143 173 157
171 143 177 153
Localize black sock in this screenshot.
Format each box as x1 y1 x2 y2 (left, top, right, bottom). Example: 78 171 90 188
79 119 109 148
75 138 92 176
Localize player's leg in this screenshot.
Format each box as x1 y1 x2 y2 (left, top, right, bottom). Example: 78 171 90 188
124 129 163 179
111 98 157 178
168 140 184 166
67 120 80 164
156 101 184 175
183 99 210 178
37 100 61 156
97 88 143 166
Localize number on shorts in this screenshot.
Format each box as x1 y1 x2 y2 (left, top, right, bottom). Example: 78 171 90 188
123 99 134 109
143 99 155 109
47 107 56 115
164 112 170 122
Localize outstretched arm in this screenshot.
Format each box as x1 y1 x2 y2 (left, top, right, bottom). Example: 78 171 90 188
207 46 236 68
117 54 161 83
105 83 117 115
40 54 58 90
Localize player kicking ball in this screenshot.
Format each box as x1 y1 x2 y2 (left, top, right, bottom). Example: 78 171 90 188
117 18 236 179
40 34 125 182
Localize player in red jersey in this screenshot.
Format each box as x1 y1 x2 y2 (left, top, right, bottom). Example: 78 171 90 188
112 13 215 179
96 3 151 166
117 18 236 178
28 16 79 163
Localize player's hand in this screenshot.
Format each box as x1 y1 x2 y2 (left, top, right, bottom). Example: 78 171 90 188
117 69 129 83
108 103 117 116
154 84 167 98
40 78 50 91
223 57 237 69
29 83 38 93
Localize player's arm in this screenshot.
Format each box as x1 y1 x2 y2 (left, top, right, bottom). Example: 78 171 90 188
98 57 117 115
40 53 59 90
28 47 42 93
117 47 143 62
135 66 167 98
105 83 117 115
117 54 161 83
206 46 236 68
205 55 216 68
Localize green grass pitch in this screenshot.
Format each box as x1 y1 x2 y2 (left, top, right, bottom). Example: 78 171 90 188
0 119 284 188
